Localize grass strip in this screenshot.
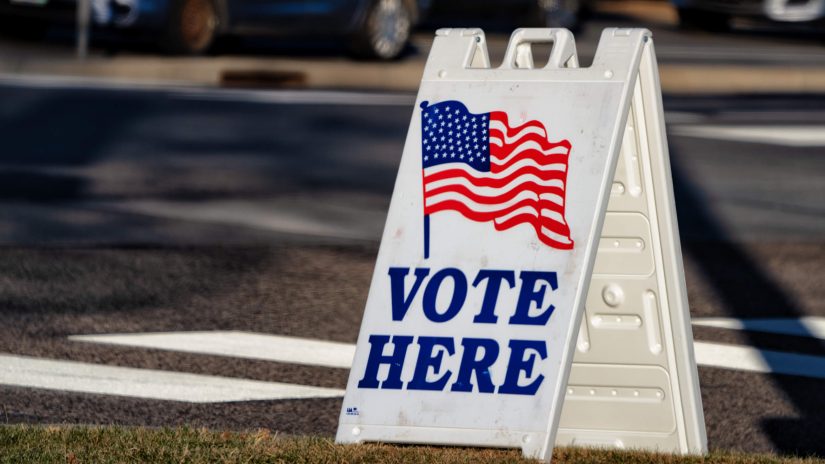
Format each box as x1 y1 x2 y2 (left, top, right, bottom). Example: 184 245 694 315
0 425 822 464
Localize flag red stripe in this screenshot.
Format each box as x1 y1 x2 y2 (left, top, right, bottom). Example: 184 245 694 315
424 165 566 188
489 112 547 138
489 131 572 158
425 199 571 237
426 182 566 211
494 212 575 250
489 150 570 169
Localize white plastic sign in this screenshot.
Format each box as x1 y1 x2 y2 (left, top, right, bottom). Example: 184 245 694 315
337 28 706 461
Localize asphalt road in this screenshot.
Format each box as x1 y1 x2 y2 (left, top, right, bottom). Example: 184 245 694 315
0 82 822 244
0 77 823 457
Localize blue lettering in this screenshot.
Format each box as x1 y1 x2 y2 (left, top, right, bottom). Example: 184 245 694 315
450 338 499 393
509 271 558 325
422 268 467 323
388 267 429 321
472 270 515 324
357 335 548 395
357 334 414 389
498 339 547 395
408 336 455 391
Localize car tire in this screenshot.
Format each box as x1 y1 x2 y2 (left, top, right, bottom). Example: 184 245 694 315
534 0 582 30
677 7 730 32
159 0 219 55
350 0 413 60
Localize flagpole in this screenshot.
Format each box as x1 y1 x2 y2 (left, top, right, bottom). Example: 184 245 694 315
420 100 431 260
424 214 430 259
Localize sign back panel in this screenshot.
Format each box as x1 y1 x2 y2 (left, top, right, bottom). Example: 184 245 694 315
555 41 707 454
337 28 661 460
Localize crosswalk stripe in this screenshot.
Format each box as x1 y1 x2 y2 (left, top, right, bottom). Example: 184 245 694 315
693 342 825 380
671 125 825 147
70 331 356 369
72 329 825 381
0 354 344 403
8 324 825 403
692 317 825 340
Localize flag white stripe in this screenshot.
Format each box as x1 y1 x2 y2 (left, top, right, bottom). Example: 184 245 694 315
494 206 539 223
541 208 567 224
425 175 565 200
489 139 570 165
425 186 567 212
425 158 566 180
539 192 565 205
426 190 540 213
488 119 546 143
541 226 574 245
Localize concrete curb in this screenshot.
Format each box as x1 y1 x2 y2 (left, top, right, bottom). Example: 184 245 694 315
659 65 825 94
4 57 825 95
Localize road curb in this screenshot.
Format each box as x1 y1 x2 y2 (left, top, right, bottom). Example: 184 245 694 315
4 43 825 94
659 65 825 94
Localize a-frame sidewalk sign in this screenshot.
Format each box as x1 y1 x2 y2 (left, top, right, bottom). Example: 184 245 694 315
336 28 707 461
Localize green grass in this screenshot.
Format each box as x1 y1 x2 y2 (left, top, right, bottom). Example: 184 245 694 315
0 425 822 464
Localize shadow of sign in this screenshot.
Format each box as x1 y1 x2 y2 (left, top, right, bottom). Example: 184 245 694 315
669 134 825 456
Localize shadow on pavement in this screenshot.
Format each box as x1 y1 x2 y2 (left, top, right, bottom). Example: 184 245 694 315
0 87 145 239
0 84 408 243
0 171 87 202
670 136 825 456
0 89 145 168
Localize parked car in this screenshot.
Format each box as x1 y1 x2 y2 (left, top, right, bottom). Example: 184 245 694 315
534 0 590 29
427 0 592 31
0 0 431 58
672 0 825 31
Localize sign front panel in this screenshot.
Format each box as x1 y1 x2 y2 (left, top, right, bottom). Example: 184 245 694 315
337 29 642 456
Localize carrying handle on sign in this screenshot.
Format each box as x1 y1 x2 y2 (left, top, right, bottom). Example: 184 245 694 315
501 28 579 69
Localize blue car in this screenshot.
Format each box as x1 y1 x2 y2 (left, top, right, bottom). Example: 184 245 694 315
427 0 592 30
0 0 430 58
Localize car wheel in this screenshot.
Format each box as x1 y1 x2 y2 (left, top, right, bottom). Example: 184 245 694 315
351 0 412 60
160 0 219 55
677 7 730 32
535 0 582 30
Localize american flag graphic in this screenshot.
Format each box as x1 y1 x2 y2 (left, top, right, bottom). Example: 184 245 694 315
420 100 574 253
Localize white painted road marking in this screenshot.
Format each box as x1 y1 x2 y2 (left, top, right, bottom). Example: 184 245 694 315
692 317 825 340
672 125 825 147
73 330 825 381
5 329 820 403
0 354 344 403
693 342 825 380
71 331 356 369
